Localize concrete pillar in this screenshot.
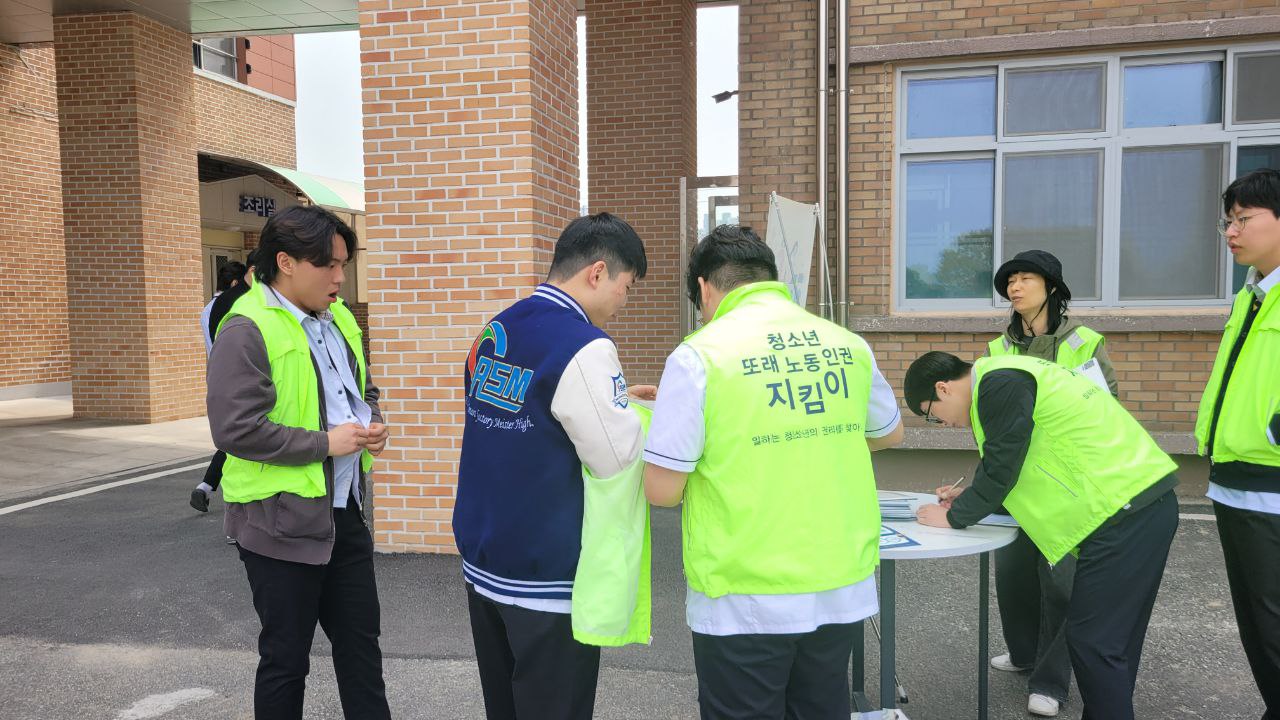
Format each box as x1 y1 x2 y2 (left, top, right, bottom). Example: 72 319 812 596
360 0 580 551
54 12 204 421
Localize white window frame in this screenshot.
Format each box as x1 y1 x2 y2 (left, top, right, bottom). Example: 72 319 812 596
194 38 237 81
894 42 1280 312
1226 45 1280 132
895 151 997 313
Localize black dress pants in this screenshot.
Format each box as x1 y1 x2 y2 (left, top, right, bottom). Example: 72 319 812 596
691 622 857 720
994 528 1075 702
1066 491 1178 720
202 450 227 491
1214 500 1280 720
466 584 601 720
239 506 390 720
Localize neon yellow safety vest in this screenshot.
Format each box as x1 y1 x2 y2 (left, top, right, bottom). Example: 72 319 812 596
573 404 652 647
987 325 1103 370
681 281 880 598
217 282 373 504
1194 286 1280 467
971 355 1177 564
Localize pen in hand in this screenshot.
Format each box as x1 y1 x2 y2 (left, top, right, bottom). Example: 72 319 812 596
936 475 965 505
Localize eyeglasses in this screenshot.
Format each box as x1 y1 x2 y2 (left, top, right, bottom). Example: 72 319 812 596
1217 213 1265 236
923 398 943 425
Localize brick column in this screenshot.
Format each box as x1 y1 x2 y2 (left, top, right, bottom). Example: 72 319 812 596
55 13 204 421
361 0 580 552
585 0 696 384
0 44 70 396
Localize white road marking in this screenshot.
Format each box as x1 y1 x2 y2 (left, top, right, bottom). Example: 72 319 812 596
0 463 206 516
1179 513 1216 522
116 688 216 719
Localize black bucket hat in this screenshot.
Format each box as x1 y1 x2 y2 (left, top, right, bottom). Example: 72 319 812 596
994 249 1071 301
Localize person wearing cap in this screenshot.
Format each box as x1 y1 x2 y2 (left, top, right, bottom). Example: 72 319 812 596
644 226 903 719
904 351 1179 720
981 250 1117 717
1196 169 1280 718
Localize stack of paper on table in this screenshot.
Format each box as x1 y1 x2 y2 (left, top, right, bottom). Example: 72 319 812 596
877 490 917 520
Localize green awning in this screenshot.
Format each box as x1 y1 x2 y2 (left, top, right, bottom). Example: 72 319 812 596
263 164 364 213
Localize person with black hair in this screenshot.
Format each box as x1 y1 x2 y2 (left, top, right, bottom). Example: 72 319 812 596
207 205 391 720
643 225 903 719
454 212 650 720
1196 168 1280 718
903 351 1179 720
201 260 247 354
983 249 1116 717
191 253 255 513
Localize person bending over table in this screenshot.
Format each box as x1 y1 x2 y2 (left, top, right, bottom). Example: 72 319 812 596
903 351 1178 720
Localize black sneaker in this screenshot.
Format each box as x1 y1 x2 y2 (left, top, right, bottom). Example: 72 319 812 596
189 489 210 513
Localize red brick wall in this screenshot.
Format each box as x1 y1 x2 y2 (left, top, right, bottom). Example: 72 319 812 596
361 0 580 552
586 0 697 385
845 0 1280 43
194 72 296 168
55 12 205 421
243 35 296 101
866 329 1221 435
736 0 1278 435
0 44 71 393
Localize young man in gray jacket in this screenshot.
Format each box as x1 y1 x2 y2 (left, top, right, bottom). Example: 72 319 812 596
207 205 391 720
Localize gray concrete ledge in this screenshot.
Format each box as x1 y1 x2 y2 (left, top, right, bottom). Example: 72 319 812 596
851 15 1280 65
849 311 1229 335
901 425 1197 455
0 382 70 402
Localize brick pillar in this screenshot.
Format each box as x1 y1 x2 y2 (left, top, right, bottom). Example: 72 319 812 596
585 0 696 384
55 13 204 421
361 0 580 552
0 44 70 396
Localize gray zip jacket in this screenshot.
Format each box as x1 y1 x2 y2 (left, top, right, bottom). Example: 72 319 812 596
206 292 382 566
996 315 1119 397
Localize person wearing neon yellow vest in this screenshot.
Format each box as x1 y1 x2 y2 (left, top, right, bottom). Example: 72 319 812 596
1196 169 1280 718
904 351 1178 720
207 206 391 720
644 226 904 719
984 249 1117 718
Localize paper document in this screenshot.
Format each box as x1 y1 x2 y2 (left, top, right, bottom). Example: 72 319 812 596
879 525 920 549
1073 358 1109 393
977 513 1019 528
877 490 917 520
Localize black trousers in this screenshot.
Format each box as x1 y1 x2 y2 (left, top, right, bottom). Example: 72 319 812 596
1066 491 1178 720
466 584 600 720
239 506 390 720
994 528 1075 702
202 450 226 491
691 622 856 720
1214 501 1280 719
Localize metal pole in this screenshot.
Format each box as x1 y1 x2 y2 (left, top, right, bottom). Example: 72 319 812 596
816 0 830 320
979 551 991 720
836 0 849 328
679 176 691 336
880 559 896 710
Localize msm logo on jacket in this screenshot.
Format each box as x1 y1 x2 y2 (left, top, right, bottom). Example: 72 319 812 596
466 321 534 413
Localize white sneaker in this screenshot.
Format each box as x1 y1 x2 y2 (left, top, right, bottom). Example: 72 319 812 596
989 653 1030 672
1027 693 1060 717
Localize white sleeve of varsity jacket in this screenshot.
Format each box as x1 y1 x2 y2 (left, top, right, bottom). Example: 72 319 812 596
551 337 643 479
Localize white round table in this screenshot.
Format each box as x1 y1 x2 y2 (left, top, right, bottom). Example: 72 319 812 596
852 492 1018 720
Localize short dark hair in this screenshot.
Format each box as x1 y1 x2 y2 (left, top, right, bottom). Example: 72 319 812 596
903 351 973 415
686 225 778 310
254 205 357 286
548 212 647 282
216 261 247 293
1223 168 1280 218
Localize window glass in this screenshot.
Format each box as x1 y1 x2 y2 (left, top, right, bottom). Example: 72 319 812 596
1234 52 1280 124
1124 61 1222 128
904 158 995 299
1005 65 1105 135
906 75 997 139
1002 151 1103 299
